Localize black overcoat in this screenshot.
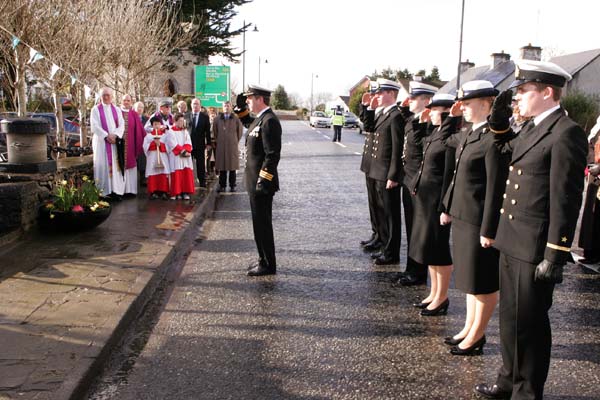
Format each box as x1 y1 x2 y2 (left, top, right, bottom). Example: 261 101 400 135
244 108 282 195
367 106 405 183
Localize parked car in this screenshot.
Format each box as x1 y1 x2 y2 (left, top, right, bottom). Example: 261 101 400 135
343 112 363 133
309 111 331 128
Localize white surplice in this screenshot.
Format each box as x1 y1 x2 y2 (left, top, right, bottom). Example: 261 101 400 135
91 102 125 196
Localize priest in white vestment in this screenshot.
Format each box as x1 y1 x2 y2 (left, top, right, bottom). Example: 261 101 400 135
90 87 125 198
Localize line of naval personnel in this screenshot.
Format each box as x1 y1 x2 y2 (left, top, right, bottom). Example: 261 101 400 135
358 59 588 400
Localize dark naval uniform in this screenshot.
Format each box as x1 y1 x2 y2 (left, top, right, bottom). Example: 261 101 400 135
238 85 282 276
409 115 457 266
442 120 510 294
368 104 405 263
359 102 380 248
492 107 587 399
399 105 428 281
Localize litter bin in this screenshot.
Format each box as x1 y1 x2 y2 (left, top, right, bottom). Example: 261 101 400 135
1 118 49 164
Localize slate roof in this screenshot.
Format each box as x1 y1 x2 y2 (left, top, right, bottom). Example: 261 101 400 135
550 48 600 76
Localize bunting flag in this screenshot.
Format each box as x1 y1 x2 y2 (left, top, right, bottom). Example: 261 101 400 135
11 36 20 49
28 47 44 64
50 64 60 80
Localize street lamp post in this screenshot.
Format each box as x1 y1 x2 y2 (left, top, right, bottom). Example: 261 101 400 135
310 72 318 114
258 57 268 85
242 20 259 90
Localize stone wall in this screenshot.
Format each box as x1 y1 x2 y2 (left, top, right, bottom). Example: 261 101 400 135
0 155 93 240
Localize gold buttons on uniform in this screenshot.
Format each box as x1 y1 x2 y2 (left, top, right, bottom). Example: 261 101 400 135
506 179 510 185
509 166 514 171
500 208 505 214
511 199 517 205
503 193 507 199
518 169 523 175
514 184 519 190
509 214 514 220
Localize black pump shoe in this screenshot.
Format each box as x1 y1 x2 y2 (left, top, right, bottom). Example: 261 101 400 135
412 301 431 309
420 298 449 316
444 335 465 346
450 336 486 356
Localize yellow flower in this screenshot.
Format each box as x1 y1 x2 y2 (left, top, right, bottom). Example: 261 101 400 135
98 201 110 208
61 180 68 186
50 213 55 219
45 203 55 209
82 175 89 181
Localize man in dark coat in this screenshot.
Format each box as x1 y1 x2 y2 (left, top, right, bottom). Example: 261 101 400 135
475 60 588 400
236 84 282 276
367 78 406 265
188 98 211 188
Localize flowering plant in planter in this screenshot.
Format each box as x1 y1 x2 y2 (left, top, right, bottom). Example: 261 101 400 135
39 176 111 232
44 176 110 215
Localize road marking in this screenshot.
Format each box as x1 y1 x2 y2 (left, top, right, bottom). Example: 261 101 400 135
316 130 321 134
354 152 361 155
323 135 330 140
335 142 347 148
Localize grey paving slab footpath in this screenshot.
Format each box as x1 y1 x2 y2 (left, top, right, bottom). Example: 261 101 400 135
0 183 218 400
97 122 600 400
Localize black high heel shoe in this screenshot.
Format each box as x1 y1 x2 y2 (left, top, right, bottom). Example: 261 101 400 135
412 301 431 309
444 336 464 346
420 298 449 316
450 335 486 356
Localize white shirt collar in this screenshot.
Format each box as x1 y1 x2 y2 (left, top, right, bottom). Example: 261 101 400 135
383 104 396 114
256 107 271 118
533 104 561 126
472 121 487 131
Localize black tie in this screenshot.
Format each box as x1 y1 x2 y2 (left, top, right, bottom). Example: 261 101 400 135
193 113 198 127
519 120 535 138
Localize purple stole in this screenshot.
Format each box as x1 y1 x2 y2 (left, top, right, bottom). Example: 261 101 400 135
98 103 120 176
124 109 145 169
153 111 173 126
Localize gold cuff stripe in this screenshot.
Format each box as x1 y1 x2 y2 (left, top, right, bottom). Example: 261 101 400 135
546 242 571 252
489 126 511 134
259 170 273 181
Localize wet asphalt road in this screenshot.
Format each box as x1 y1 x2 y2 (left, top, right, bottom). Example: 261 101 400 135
89 121 600 400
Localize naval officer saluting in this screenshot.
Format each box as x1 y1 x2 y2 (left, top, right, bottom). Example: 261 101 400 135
474 60 588 399
235 84 282 276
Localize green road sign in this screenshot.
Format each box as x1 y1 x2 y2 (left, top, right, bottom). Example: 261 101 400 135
194 66 230 108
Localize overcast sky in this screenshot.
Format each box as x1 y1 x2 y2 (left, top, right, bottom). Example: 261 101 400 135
210 0 599 105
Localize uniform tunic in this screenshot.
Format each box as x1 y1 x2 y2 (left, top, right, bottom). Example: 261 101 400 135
409 116 457 266
442 120 510 294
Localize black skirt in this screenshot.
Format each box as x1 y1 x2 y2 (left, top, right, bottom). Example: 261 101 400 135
408 183 452 266
452 217 500 294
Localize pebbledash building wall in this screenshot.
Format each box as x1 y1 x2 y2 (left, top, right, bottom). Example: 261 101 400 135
152 50 208 97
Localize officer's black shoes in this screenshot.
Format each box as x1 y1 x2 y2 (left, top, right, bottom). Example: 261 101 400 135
420 298 449 316
247 265 276 276
247 260 264 271
396 273 427 286
363 242 382 252
373 256 399 265
360 236 376 246
473 383 511 399
370 252 383 259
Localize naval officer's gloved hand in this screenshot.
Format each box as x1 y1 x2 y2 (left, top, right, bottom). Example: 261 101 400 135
534 259 564 284
488 89 513 133
256 178 271 195
234 93 248 115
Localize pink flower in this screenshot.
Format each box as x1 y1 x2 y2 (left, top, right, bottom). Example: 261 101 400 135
72 205 84 213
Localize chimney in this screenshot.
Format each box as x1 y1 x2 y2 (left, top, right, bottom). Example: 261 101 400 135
520 43 542 61
413 75 423 82
491 51 511 69
460 59 475 73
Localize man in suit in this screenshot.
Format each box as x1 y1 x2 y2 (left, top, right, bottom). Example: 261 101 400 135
236 84 282 277
188 98 211 188
395 81 437 286
368 78 406 265
475 60 588 400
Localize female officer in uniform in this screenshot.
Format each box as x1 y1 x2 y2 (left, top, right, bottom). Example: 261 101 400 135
409 93 458 316
440 80 510 355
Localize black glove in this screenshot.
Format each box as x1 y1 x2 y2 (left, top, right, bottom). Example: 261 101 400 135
534 259 564 284
256 178 270 195
488 89 513 133
234 93 247 111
